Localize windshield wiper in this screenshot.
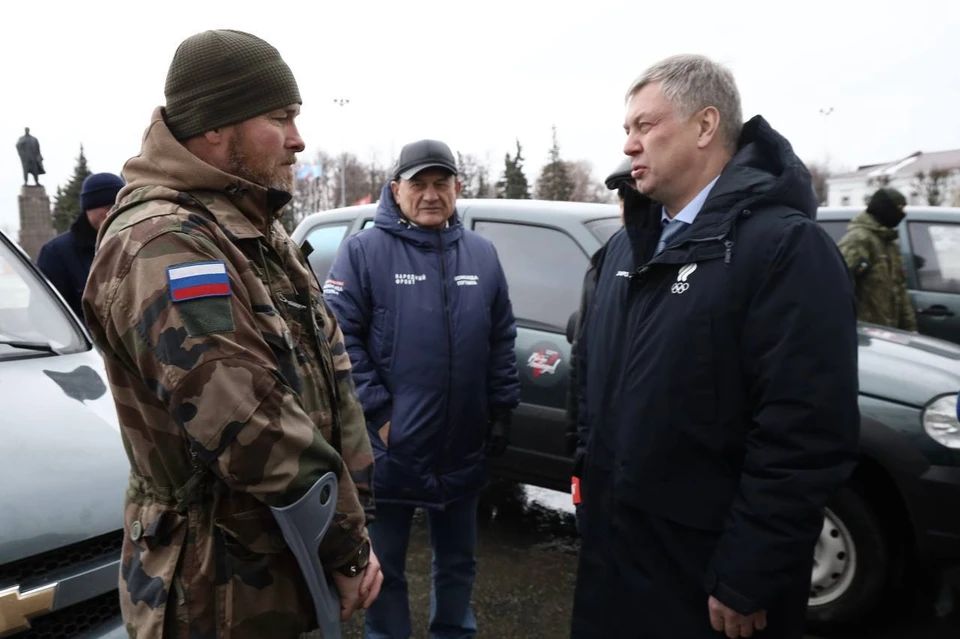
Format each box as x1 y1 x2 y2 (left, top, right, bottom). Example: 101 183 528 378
0 339 59 354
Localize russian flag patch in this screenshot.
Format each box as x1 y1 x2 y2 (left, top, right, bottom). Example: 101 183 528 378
167 261 232 302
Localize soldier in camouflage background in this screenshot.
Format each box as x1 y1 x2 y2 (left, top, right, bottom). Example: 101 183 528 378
82 29 382 638
837 187 919 332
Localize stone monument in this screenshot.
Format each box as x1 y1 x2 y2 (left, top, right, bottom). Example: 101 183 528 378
18 186 54 261
15 128 54 260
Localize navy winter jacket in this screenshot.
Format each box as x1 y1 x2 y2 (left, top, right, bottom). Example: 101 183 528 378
576 115 861 615
36 212 97 323
324 184 521 508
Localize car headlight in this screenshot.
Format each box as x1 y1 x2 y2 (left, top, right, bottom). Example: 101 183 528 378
922 394 960 449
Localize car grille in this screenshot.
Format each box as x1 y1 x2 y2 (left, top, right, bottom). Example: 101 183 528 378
0 530 122 587
1 531 123 637
17 590 121 639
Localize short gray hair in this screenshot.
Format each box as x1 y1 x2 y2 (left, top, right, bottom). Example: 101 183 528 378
626 54 743 152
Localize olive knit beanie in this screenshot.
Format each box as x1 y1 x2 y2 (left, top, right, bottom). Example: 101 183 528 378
164 29 301 141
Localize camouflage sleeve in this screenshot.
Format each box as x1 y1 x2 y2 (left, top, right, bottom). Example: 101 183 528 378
103 229 366 566
837 231 872 281
318 297 376 523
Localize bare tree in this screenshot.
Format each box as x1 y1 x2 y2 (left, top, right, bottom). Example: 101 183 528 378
365 153 391 203
566 160 614 203
286 150 334 233
806 161 830 205
912 168 956 206
457 152 495 199
331 153 377 208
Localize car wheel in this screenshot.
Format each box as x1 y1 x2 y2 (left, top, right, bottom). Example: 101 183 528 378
806 485 889 631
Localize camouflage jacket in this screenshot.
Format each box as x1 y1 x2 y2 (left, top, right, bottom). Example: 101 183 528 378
82 107 374 638
837 211 918 331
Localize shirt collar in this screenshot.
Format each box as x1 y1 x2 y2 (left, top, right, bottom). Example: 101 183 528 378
406 218 450 229
661 175 721 226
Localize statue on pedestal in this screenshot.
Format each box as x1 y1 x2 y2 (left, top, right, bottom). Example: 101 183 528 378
16 127 45 186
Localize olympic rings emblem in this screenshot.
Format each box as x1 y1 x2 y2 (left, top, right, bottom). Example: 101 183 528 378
671 282 690 294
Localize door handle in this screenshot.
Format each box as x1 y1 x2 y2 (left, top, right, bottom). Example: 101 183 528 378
916 305 956 317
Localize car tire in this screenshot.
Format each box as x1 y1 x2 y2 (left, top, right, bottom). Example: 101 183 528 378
805 484 889 632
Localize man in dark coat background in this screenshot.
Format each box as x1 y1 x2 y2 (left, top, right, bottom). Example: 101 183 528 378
324 139 521 639
37 172 124 322
571 54 860 639
566 156 650 535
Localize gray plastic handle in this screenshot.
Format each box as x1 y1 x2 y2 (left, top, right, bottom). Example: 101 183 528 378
271 471 341 639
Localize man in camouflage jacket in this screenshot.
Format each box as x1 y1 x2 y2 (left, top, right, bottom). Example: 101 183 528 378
82 30 381 638
837 187 918 332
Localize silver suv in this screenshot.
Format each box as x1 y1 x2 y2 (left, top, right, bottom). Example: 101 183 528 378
0 229 127 638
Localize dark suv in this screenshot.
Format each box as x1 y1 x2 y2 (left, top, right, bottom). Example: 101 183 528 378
293 199 960 631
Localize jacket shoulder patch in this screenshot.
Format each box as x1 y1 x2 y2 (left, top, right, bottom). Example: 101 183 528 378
167 261 232 302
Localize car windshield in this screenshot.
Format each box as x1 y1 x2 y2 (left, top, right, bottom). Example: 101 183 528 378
0 236 85 360
585 217 622 244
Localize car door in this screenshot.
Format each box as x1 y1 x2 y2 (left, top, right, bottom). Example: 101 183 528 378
301 222 353 283
904 219 960 344
817 219 851 244
469 219 591 489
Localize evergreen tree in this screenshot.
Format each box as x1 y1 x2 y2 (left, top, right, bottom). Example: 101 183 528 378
496 139 530 199
535 125 574 201
52 145 92 233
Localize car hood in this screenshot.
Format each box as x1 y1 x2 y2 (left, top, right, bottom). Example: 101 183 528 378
858 324 960 407
0 348 128 565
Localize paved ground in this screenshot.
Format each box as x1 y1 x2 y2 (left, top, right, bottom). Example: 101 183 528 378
341 484 959 638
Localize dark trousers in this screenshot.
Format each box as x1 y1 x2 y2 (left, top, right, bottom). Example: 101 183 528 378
363 495 479 639
571 470 810 639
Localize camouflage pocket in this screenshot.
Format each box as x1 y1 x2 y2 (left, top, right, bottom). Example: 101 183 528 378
214 506 287 559
213 507 314 636
119 501 188 635
253 305 306 397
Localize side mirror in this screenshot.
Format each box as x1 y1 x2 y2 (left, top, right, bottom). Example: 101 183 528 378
566 311 579 345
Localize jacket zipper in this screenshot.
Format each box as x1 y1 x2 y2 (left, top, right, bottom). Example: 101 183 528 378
641 196 764 271
260 230 343 451
437 229 453 501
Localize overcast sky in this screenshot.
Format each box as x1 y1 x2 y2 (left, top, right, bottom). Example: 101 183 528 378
2 0 958 236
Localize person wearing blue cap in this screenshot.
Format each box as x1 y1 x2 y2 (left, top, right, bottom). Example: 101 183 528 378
37 172 124 323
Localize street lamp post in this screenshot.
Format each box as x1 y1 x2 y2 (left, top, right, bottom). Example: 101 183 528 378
333 98 350 207
819 107 834 167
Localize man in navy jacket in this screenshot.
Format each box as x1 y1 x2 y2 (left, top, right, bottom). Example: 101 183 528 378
571 55 860 639
324 139 520 639
37 172 124 323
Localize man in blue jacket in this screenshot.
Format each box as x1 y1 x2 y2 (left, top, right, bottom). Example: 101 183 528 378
37 172 124 323
571 54 860 639
324 139 521 639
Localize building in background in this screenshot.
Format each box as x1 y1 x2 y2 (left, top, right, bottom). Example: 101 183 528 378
827 149 960 208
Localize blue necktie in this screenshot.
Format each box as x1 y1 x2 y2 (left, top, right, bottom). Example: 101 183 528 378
655 219 688 256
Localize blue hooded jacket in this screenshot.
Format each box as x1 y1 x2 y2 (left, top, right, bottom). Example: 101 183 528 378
36 212 98 324
324 184 520 508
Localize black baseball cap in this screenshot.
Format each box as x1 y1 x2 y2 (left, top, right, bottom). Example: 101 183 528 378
393 139 458 180
605 157 633 190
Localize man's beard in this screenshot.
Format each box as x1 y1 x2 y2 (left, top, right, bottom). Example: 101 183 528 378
226 132 295 193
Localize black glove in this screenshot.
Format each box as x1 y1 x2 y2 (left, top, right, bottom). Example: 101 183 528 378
486 411 512 458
